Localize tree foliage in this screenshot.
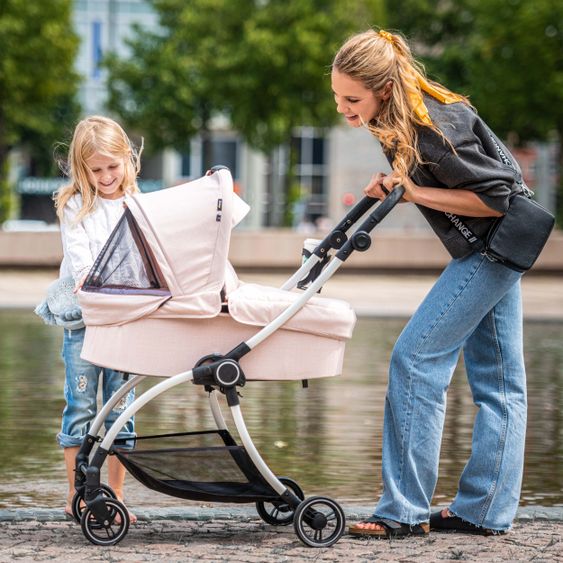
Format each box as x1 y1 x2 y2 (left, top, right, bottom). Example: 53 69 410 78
386 0 562 143
385 0 562 219
105 0 385 155
0 0 80 220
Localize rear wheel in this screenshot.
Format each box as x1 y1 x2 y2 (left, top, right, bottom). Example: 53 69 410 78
256 477 304 525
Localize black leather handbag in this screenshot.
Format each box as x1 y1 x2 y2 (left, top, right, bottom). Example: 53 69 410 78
483 191 555 272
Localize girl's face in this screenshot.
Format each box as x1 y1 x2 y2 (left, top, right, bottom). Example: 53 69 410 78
331 69 387 127
86 152 126 199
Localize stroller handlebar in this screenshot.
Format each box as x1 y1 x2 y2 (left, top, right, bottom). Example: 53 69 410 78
335 185 405 261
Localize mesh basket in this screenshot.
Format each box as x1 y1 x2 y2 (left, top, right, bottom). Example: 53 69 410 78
113 430 280 503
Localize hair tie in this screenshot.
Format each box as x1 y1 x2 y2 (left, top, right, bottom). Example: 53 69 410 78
379 30 395 44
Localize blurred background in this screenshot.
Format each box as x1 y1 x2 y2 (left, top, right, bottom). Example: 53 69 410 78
0 0 561 239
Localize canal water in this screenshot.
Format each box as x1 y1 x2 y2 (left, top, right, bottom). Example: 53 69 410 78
0 310 561 509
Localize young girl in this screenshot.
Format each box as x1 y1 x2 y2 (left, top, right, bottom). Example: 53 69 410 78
332 30 527 538
54 115 142 522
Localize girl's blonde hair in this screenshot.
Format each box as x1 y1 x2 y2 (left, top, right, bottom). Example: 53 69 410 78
332 29 469 179
54 115 142 222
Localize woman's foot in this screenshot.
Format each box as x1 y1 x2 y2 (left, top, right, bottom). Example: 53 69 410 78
430 507 506 536
349 517 429 539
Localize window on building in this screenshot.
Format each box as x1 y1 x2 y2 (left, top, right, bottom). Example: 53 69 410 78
292 127 328 227
180 136 239 180
92 21 103 79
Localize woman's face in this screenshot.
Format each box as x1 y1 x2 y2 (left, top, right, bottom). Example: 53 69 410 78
331 69 387 127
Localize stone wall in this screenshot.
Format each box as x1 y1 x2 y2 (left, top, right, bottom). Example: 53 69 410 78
1 230 562 272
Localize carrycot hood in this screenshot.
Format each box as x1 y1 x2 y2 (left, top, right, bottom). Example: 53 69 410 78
79 168 249 326
126 169 241 296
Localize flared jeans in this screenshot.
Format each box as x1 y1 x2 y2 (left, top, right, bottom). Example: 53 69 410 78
375 251 526 531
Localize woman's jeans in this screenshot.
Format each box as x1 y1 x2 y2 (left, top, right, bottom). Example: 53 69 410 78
57 328 136 449
375 252 526 531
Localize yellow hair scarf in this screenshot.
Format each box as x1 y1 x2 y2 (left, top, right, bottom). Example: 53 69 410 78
378 30 464 125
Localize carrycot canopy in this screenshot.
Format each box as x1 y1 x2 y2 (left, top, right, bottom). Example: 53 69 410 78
79 168 249 326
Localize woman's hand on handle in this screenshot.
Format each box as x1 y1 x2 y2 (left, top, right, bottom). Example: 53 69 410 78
364 172 417 202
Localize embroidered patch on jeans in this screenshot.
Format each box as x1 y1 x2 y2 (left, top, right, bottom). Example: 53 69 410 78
76 374 88 392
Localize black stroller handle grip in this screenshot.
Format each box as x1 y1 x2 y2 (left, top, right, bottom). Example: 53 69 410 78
333 195 380 232
335 185 405 261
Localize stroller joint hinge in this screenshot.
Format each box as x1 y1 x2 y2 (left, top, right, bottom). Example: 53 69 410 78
193 357 246 390
329 230 347 249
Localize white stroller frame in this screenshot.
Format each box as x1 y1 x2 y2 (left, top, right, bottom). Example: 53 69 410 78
72 167 404 548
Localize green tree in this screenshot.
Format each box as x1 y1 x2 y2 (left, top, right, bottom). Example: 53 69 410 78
105 0 385 221
386 0 562 221
0 0 80 221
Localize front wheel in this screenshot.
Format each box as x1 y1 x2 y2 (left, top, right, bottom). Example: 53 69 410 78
80 498 129 546
71 484 116 523
293 496 346 548
256 477 304 526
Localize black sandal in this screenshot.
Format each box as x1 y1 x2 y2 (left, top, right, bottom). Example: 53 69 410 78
349 516 429 539
430 509 506 536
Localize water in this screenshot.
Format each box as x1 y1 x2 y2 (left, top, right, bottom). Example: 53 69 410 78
0 310 562 509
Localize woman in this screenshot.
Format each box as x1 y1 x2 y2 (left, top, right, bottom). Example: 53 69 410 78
332 29 527 539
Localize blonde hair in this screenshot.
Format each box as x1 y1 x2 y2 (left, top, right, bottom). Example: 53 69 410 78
54 115 142 222
332 29 469 179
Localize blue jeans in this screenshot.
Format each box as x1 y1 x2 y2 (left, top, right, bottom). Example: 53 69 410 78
375 252 526 531
57 328 136 449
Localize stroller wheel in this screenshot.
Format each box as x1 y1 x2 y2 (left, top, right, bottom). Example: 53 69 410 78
80 498 129 546
256 477 304 526
293 496 346 548
71 484 116 523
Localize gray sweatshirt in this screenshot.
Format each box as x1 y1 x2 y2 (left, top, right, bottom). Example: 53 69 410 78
390 96 524 259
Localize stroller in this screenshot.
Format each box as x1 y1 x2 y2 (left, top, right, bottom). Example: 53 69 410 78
71 166 403 548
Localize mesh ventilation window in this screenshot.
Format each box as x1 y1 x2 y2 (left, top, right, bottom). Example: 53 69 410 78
83 208 169 295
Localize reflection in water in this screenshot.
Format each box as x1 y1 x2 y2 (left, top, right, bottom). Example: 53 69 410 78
0 311 561 508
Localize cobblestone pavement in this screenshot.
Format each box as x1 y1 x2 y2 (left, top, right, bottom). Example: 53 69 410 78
0 515 561 562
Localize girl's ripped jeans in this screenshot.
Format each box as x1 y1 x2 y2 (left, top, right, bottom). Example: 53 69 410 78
57 328 136 449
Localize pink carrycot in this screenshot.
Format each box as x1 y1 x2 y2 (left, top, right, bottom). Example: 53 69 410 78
79 167 356 380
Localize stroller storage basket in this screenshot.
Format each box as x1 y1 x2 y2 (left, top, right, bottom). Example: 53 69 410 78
113 429 279 503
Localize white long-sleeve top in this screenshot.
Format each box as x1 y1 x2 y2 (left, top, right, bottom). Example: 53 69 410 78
59 194 126 283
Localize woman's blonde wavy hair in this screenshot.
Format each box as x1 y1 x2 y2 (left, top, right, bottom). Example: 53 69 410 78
332 29 469 179
54 115 142 223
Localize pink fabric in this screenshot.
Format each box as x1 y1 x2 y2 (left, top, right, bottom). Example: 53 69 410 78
227 283 356 339
80 291 170 326
82 315 346 380
78 169 247 325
